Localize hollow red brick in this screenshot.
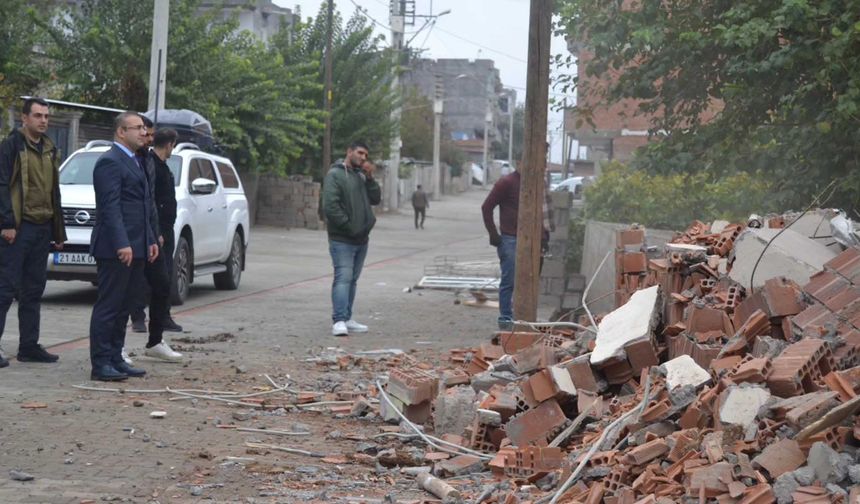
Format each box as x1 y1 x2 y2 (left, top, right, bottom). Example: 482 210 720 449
387 367 439 405
505 398 567 447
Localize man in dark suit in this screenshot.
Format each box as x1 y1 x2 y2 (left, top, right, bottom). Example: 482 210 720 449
88 111 159 381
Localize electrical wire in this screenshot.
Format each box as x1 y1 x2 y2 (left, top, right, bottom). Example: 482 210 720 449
433 25 528 63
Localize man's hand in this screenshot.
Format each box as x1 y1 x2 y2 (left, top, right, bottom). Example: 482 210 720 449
361 161 375 179
117 246 133 266
52 242 64 251
148 244 159 263
158 235 164 247
1 228 16 244
489 233 502 247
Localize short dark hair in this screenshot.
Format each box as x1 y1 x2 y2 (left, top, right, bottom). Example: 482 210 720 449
113 111 141 132
349 140 369 151
23 97 49 115
140 115 154 128
417 184 422 189
153 128 178 148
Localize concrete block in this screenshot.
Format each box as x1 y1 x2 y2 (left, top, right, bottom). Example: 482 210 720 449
807 441 849 484
541 257 566 278
590 285 660 366
718 385 771 428
561 292 582 310
433 386 476 437
663 355 711 390
730 228 839 290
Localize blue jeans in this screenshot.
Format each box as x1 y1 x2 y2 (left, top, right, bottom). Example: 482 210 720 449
329 240 368 323
0 221 52 349
497 234 516 324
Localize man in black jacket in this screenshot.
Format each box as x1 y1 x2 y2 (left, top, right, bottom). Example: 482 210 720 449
140 128 182 361
0 97 67 367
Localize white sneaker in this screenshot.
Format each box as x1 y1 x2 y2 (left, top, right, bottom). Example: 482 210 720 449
144 342 183 362
345 320 368 333
121 348 134 365
332 321 348 336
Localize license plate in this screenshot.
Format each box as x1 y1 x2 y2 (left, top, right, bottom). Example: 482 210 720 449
53 252 96 265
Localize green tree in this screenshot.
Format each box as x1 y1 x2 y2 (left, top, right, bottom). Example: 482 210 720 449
42 0 322 173
400 87 433 160
557 0 860 212
0 0 54 133
275 3 397 176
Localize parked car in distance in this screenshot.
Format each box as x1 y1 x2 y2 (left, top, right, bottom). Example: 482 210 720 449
549 172 564 190
48 141 250 305
552 176 594 199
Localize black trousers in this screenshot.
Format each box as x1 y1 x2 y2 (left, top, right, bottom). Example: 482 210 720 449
130 226 175 339
413 207 426 228
143 246 170 347
90 258 145 369
0 221 51 349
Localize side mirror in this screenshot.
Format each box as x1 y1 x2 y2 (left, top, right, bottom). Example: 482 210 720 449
190 178 217 195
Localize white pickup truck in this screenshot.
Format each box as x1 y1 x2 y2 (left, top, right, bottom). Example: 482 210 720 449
47 141 250 304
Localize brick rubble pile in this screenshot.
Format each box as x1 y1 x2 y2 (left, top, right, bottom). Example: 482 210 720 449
380 219 860 503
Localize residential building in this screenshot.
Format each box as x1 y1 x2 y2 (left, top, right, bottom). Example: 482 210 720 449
403 58 514 166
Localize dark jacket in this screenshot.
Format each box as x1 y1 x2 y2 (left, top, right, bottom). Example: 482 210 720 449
152 152 177 234
0 129 67 242
411 189 429 209
322 162 381 245
90 144 157 259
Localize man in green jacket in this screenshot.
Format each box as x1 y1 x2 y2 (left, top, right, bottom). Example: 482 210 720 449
0 97 67 367
322 141 381 336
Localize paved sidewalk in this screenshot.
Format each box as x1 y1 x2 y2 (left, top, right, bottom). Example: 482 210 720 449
0 188 520 503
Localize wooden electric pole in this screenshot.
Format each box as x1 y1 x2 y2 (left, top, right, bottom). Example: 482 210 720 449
322 0 334 179
513 0 553 322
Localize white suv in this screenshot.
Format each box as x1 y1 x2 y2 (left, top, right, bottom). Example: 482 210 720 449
48 141 250 305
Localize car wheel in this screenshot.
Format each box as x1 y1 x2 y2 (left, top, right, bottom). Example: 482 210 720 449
214 232 243 290
171 236 192 305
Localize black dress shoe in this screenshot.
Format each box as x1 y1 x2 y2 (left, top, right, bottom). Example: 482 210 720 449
17 344 59 363
162 317 183 332
91 365 128 381
113 361 146 377
131 319 147 333
0 353 9 368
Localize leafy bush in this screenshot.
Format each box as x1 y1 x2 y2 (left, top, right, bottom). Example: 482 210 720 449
584 162 778 230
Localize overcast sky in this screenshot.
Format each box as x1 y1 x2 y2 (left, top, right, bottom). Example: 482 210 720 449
273 0 573 163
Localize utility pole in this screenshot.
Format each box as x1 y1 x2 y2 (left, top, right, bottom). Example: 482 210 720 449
513 0 553 322
560 100 569 179
322 0 334 181
482 72 492 186
432 74 443 200
507 90 515 167
148 0 169 112
387 1 408 212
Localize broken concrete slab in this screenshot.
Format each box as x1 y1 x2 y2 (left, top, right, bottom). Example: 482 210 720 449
730 228 838 290
591 285 661 366
662 355 711 390
432 386 476 437
718 385 771 427
807 441 849 484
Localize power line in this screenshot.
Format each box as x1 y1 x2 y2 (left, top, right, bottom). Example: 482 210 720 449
433 25 527 63
348 0 393 31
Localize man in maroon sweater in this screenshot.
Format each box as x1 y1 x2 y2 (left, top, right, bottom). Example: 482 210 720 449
481 170 551 329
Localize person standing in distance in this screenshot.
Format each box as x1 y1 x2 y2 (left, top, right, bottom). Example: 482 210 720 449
411 184 429 229
0 97 67 367
322 141 381 337
88 111 159 381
